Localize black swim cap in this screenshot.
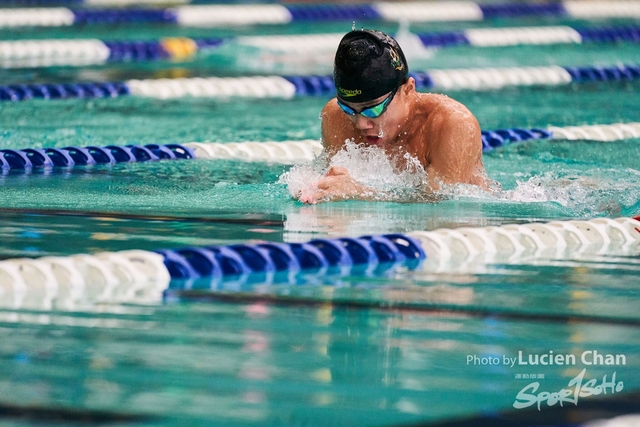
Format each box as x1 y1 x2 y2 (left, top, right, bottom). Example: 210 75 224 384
333 29 408 104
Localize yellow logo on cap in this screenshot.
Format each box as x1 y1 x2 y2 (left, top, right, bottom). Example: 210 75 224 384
338 87 362 97
390 48 403 71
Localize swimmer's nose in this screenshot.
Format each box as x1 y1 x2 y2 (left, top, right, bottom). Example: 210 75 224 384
354 114 373 130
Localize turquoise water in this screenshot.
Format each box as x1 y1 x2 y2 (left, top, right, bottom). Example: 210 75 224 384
0 14 640 427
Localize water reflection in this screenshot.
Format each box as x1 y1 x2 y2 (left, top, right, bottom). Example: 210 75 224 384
167 241 640 329
0 287 638 425
282 202 565 242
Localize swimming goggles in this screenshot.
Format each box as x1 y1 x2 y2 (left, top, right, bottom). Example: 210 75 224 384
337 89 397 118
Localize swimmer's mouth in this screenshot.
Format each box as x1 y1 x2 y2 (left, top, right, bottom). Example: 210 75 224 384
365 136 381 144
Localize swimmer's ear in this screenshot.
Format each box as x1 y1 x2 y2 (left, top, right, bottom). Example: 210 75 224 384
403 77 416 92
403 77 416 95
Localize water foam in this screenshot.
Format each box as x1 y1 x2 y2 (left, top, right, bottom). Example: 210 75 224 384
279 142 640 215
435 168 640 216
501 169 640 216
278 139 429 202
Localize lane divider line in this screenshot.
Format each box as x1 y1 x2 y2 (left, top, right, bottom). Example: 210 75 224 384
2 122 639 172
2 1 640 28
1 218 638 297
2 63 640 102
3 24 640 68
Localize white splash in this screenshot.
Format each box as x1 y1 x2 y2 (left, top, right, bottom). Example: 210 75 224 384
434 168 640 216
278 139 428 201
278 157 325 199
499 170 640 216
279 145 640 215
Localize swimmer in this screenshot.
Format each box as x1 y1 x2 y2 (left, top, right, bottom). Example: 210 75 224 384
300 29 492 204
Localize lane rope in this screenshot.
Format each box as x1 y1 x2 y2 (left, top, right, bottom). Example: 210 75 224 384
2 24 639 68
0 143 195 171
1 217 638 295
1 1 640 27
1 122 639 172
2 63 640 102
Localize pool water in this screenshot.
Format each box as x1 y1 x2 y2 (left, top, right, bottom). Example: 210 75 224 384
0 11 640 427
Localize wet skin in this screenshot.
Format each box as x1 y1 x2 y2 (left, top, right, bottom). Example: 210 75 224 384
299 77 491 204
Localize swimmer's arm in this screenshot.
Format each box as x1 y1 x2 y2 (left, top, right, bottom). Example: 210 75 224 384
425 109 485 189
299 102 373 204
300 166 380 204
301 166 444 204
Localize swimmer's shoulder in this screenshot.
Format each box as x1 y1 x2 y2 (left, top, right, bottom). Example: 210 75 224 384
321 98 341 115
416 93 478 128
321 98 352 128
321 98 353 149
417 92 466 111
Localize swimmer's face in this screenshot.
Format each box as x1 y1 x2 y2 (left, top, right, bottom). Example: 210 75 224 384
338 82 409 146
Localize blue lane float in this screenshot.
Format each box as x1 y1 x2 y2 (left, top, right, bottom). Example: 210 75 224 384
0 82 129 101
157 234 426 281
478 3 565 18
105 40 170 62
575 26 640 44
284 4 381 22
0 143 194 171
480 128 552 151
564 65 640 81
73 9 177 25
105 37 225 62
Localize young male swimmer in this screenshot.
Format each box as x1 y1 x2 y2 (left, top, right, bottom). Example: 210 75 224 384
299 29 491 204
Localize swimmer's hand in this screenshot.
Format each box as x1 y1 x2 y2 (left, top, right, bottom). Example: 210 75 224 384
299 166 373 204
